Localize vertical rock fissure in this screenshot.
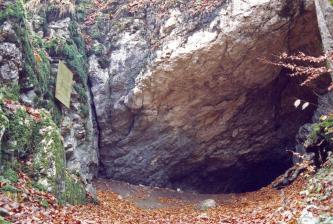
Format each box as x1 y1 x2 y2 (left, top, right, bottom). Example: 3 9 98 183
87 76 101 176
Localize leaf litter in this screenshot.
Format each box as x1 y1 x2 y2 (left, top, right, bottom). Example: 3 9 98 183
2 155 333 223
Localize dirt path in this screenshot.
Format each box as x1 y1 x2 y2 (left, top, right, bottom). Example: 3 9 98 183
72 178 306 223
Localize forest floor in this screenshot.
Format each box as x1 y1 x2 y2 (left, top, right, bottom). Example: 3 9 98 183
71 156 333 224
1 157 333 224
72 178 305 224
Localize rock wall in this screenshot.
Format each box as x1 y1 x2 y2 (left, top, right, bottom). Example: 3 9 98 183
294 0 333 163
86 0 323 193
0 0 328 194
27 2 99 193
0 0 98 195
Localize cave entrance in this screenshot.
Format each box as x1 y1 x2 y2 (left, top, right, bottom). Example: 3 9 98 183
164 72 322 194
98 69 329 195
168 150 293 194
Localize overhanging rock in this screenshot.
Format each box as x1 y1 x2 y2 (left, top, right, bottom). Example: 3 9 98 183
88 0 323 193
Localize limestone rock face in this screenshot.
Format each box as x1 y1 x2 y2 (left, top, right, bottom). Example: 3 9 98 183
88 0 322 192
26 13 99 193
0 0 98 198
294 0 333 164
0 22 21 83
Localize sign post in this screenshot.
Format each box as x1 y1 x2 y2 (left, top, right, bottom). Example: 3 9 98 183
55 61 73 108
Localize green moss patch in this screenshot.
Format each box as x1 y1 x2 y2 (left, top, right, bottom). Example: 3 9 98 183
0 84 20 102
310 115 333 143
32 111 87 204
39 198 49 208
0 185 21 193
2 108 35 159
0 0 25 23
1 168 18 183
59 172 87 205
0 215 11 224
0 106 87 205
31 181 48 192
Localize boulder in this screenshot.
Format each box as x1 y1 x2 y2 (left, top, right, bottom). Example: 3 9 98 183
198 199 217 211
0 41 22 83
298 210 320 224
0 208 10 217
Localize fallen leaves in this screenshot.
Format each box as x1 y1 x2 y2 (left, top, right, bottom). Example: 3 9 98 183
261 51 333 90
70 159 333 224
2 153 332 223
2 99 42 122
68 178 299 224
0 170 81 224
2 167 332 224
34 51 43 63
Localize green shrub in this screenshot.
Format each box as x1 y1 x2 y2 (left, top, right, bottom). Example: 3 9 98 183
2 168 18 183
0 84 20 102
0 215 11 224
32 181 47 192
0 176 11 184
310 115 333 142
0 185 21 193
0 0 25 23
39 199 49 208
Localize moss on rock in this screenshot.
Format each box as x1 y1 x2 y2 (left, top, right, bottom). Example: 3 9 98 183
59 172 87 205
0 84 20 102
45 34 89 118
1 0 62 124
1 168 19 183
0 105 87 205
0 0 25 23
0 109 9 149
32 110 86 204
1 0 90 206
310 115 333 143
3 108 35 159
